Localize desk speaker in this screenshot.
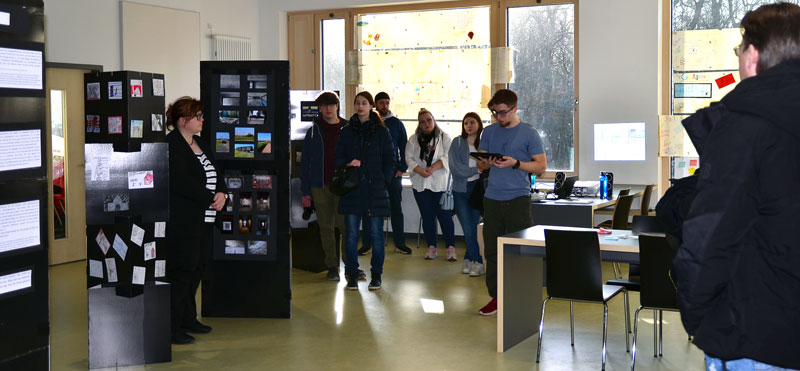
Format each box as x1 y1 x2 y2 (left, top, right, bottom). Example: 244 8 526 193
554 172 566 190
602 171 614 197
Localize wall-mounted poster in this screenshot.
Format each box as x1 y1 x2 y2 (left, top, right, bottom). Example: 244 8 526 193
0 200 40 254
0 130 41 172
130 79 143 97
0 46 43 90
108 81 123 100
151 114 164 132
87 82 101 100
87 115 101 133
152 78 164 96
108 116 122 134
130 120 143 138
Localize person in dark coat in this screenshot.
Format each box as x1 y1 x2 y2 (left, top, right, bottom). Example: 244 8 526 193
335 91 396 290
165 97 226 345
672 3 800 369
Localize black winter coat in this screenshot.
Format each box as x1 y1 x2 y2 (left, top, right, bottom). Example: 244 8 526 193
167 130 227 225
672 59 800 368
335 113 396 217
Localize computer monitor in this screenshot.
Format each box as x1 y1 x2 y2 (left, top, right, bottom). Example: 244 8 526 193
553 176 578 199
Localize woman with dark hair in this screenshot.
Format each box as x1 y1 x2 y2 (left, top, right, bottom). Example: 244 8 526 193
165 96 226 344
406 108 455 261
335 91 396 290
448 112 484 276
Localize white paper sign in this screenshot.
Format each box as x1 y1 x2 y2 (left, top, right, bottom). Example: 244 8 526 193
144 241 156 261
87 152 110 182
152 78 164 96
154 260 166 277
112 234 128 260
132 266 146 285
0 47 43 90
0 11 10 26
105 258 118 283
0 269 32 296
0 200 40 254
89 259 104 278
95 229 111 255
0 130 41 172
128 170 154 189
154 222 166 238
130 224 145 246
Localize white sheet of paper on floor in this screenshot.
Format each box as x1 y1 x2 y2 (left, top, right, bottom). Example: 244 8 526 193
112 234 128 260
144 241 156 261
95 229 111 255
154 222 166 238
105 258 118 282
132 266 146 285
154 260 165 277
130 224 145 246
89 259 103 278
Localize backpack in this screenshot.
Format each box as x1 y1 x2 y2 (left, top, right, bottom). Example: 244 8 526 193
655 172 699 241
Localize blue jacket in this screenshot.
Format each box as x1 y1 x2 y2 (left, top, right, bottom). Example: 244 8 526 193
447 136 479 193
335 113 396 217
300 116 344 196
383 113 408 172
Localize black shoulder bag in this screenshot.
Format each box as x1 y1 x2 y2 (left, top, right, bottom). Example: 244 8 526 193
329 130 372 196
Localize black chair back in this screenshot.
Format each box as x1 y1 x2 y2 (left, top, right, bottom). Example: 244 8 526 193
617 188 631 196
631 215 664 235
638 234 679 309
544 229 603 302
611 195 635 230
640 184 654 216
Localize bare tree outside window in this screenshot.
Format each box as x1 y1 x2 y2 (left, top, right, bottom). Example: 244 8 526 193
672 0 799 31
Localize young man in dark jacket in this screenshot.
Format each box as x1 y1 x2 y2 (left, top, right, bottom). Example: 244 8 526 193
672 3 800 369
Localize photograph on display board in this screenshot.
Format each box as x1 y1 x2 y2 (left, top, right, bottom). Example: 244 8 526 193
130 120 143 138
221 92 240 106
87 83 100 100
247 92 267 107
257 133 271 153
86 115 100 133
256 215 269 236
152 78 164 96
247 109 265 125
234 127 254 141
103 193 130 212
252 175 271 189
220 74 240 89
215 132 230 152
224 240 245 254
225 176 242 189
108 81 123 100
234 143 254 158
130 79 143 97
226 192 234 211
221 215 233 234
247 74 267 89
108 116 123 134
219 110 239 124
256 192 269 212
239 193 252 212
238 215 251 234
247 240 267 255
151 114 164 131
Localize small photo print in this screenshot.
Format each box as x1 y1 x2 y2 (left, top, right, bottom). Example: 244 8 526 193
130 120 143 138
108 81 123 100
152 78 165 96
247 92 267 107
221 215 233 234
220 74 240 89
151 114 164 131
225 176 243 189
256 192 270 212
221 92 240 106
234 143 254 158
87 82 101 100
247 240 267 255
238 215 252 235
247 75 267 89
86 115 100 133
226 192 234 212
234 127 254 141
257 132 271 153
239 193 252 212
247 109 265 125
252 175 272 189
224 240 245 255
104 193 130 212
130 79 143 97
256 215 269 236
216 132 230 152
219 110 239 125
108 116 123 134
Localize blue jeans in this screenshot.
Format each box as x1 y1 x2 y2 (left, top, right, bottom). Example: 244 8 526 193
344 214 385 277
705 355 797 371
361 177 405 248
454 180 482 263
413 189 455 247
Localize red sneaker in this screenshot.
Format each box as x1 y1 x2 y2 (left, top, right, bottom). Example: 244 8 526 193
478 297 497 316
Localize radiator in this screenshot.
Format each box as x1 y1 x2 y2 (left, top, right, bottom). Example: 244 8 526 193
212 35 252 61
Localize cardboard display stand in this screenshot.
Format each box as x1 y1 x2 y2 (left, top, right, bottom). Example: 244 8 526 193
84 71 170 368
200 61 290 318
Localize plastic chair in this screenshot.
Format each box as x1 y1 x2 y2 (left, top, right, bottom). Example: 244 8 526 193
537 229 630 371
597 194 635 230
638 185 654 216
630 234 680 370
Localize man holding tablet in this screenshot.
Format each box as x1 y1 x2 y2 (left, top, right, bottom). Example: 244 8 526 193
476 89 547 315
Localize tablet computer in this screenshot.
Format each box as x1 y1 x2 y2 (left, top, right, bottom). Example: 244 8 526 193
469 152 504 160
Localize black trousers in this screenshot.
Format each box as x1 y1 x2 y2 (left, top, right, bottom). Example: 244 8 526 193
166 222 211 335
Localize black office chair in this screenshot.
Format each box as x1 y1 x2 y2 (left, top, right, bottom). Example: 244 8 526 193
630 234 680 371
537 229 630 371
638 185 654 217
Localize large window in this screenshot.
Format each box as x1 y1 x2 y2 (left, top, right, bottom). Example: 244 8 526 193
322 18 346 116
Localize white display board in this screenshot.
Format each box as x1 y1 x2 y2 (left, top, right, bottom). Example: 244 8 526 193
0 46 43 90
594 122 646 161
0 130 41 172
0 200 40 253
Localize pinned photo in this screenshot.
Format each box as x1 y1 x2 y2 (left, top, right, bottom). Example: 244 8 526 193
234 143 254 158
239 193 252 212
256 192 270 212
108 81 123 100
87 82 101 100
257 132 271 153
221 92 239 106
128 170 154 189
108 116 123 134
234 127 254 141
151 114 164 131
252 175 272 189
247 240 267 255
220 74 240 89
219 110 239 124
152 78 165 96
221 215 233 234
216 132 230 152
238 215 252 234
248 109 265 125
130 79 143 97
247 92 267 107
226 192 234 212
247 75 267 89
130 119 143 138
224 240 245 255
86 115 101 133
256 215 269 236
225 176 243 189
104 193 130 212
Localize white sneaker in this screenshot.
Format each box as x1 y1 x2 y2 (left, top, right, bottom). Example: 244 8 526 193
462 259 472 274
424 246 438 260
469 261 485 276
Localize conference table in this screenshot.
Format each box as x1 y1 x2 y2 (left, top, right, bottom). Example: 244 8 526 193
496 225 642 352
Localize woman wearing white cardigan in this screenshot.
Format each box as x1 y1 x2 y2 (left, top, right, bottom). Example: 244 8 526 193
406 108 455 260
